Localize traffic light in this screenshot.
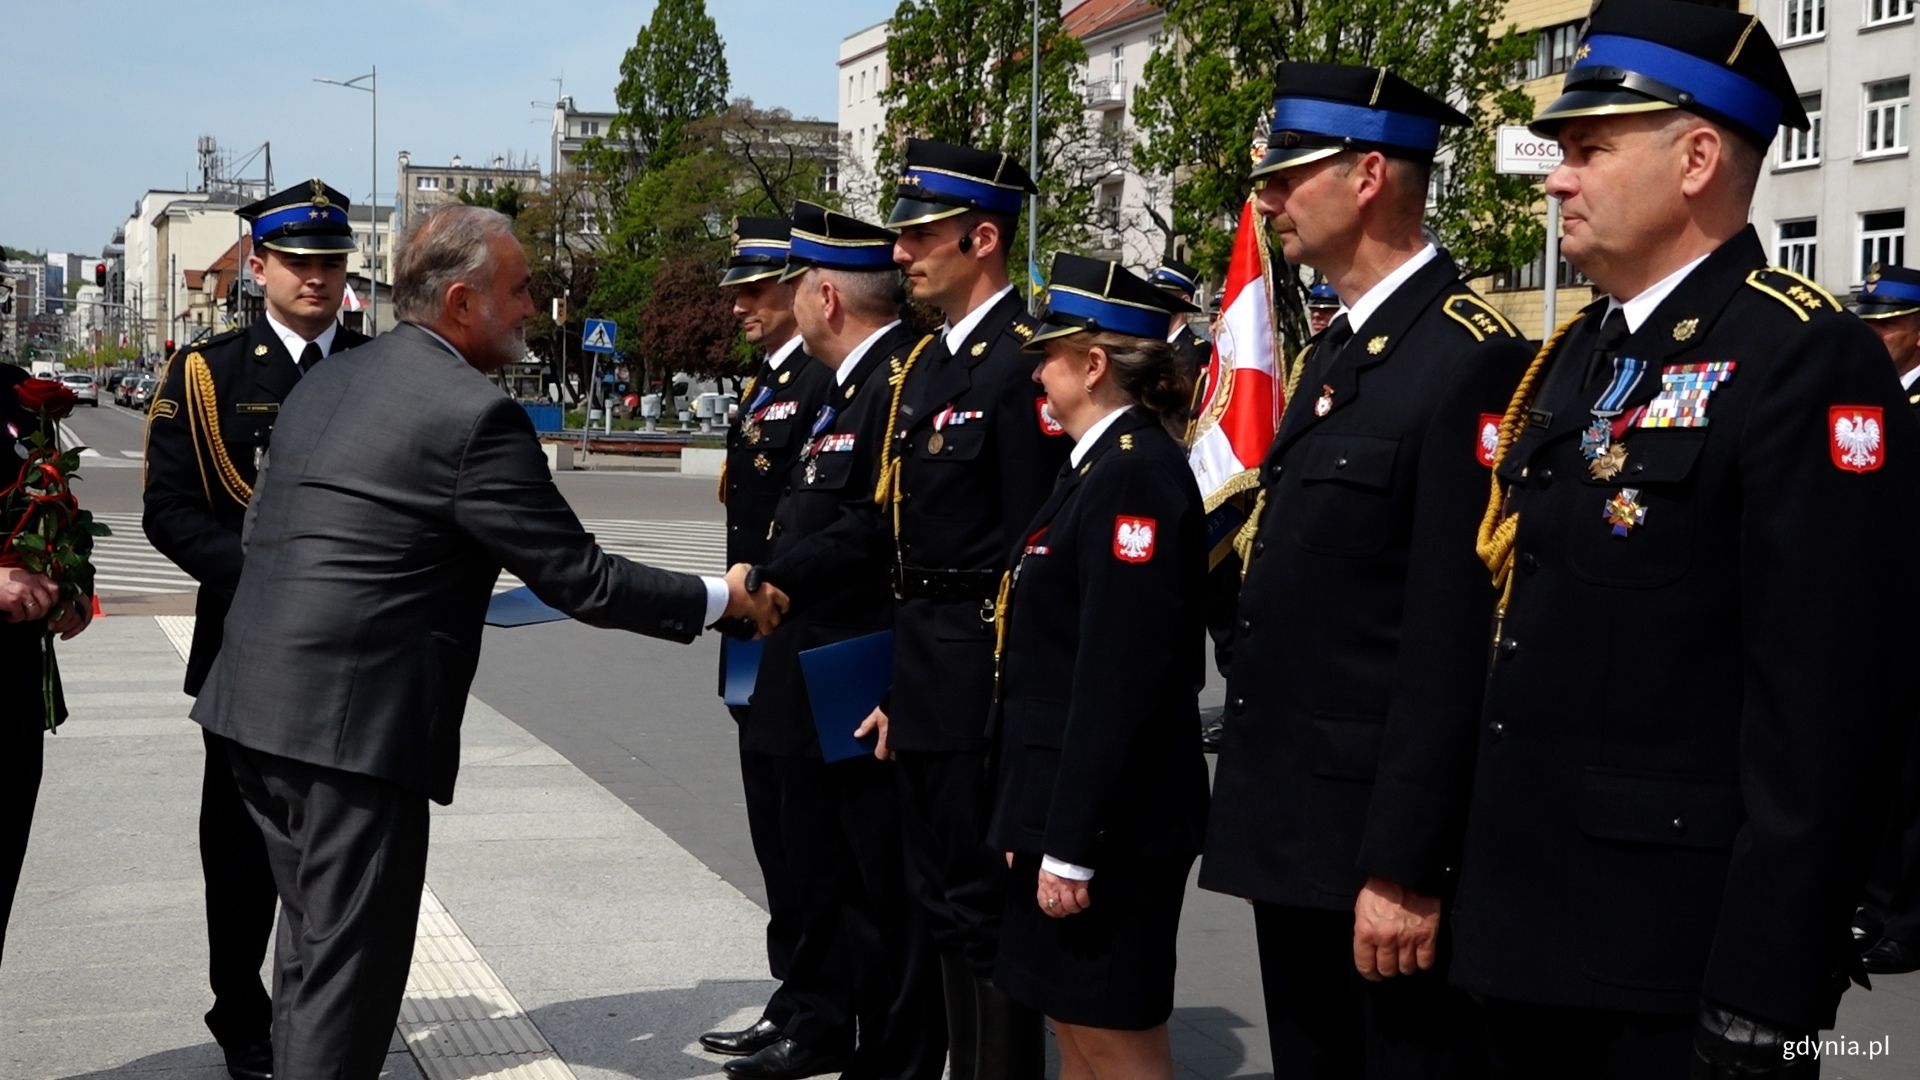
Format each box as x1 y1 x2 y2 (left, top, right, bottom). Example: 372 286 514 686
95 262 107 287
164 339 175 355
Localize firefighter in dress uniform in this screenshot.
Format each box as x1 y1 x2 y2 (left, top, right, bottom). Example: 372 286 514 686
1453 3 1920 1076
142 179 369 1080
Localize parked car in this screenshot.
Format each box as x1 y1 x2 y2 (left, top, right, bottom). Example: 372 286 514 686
128 376 158 410
59 372 100 407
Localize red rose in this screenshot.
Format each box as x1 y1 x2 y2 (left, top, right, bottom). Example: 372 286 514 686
16 378 78 420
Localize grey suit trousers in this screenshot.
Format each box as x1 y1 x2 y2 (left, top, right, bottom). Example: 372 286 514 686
222 734 429 1080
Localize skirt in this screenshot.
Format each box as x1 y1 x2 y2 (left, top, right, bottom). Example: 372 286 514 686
992 850 1193 1030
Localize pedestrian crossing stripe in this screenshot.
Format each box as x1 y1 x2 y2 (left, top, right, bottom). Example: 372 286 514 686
82 514 726 596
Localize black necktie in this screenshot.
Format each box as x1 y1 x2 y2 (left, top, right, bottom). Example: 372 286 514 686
1320 313 1354 358
298 341 324 375
1584 307 1630 389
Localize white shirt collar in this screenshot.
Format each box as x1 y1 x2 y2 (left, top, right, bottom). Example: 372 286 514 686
1901 365 1920 392
411 322 466 363
1166 321 1185 344
1069 405 1133 468
1336 244 1438 335
1607 253 1712 334
835 320 902 387
943 284 1016 354
765 335 803 371
263 310 339 365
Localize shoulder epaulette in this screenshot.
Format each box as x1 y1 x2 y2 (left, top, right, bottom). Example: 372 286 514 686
1006 314 1037 341
1442 293 1521 342
1746 267 1842 323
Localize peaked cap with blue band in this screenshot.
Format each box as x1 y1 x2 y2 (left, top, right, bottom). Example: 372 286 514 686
1149 257 1200 295
1853 264 1920 321
1026 253 1199 351
1306 281 1341 309
720 216 792 287
1251 64 1470 179
239 179 355 255
887 138 1038 229
1530 0 1807 147
780 201 899 282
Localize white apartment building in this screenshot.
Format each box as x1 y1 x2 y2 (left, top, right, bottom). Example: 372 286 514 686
121 190 209 356
832 2 1179 275
1067 0 1175 269
551 96 620 175
395 152 544 235
1754 0 1917 295
837 21 892 218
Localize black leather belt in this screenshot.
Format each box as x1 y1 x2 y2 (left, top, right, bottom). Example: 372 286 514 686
894 565 998 601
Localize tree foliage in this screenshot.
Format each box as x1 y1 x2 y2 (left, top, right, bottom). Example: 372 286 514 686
637 256 742 388
455 181 526 218
877 0 1104 286
601 0 731 179
1133 0 1539 330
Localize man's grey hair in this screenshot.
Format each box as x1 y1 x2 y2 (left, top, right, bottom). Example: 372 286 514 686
392 205 517 322
817 267 902 322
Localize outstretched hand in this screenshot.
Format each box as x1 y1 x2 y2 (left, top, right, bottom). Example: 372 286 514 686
723 563 789 637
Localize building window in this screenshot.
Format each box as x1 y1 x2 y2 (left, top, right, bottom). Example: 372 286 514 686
1776 218 1818 276
860 70 867 101
1782 0 1826 40
1490 251 1591 293
1148 31 1164 53
1863 78 1910 155
577 120 599 137
1778 94 1823 166
847 75 853 104
415 176 440 190
1110 45 1125 84
1860 211 1906 280
1521 21 1583 81
1865 0 1914 26
477 178 494 192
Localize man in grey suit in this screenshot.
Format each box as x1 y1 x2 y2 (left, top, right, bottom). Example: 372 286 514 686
192 205 784 1079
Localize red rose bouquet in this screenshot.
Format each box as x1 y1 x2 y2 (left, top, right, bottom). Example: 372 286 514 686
3 377 110 729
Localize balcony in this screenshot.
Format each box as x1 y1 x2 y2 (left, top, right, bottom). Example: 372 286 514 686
1085 78 1127 110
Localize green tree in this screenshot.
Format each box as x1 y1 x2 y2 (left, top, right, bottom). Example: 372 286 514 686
456 181 526 218
1133 0 1538 331
600 0 731 179
877 0 1100 287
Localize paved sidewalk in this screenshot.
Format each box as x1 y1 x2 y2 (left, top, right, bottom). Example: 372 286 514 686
7 612 1920 1080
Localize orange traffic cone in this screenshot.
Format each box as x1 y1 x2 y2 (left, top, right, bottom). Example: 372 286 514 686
91 594 103 618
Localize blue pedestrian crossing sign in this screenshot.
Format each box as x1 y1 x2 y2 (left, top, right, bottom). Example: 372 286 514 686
582 318 618 354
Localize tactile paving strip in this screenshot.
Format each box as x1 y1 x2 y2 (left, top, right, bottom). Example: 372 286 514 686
401 886 580 1080
155 614 195 663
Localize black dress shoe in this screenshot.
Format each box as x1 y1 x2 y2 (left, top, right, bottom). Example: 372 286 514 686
221 1040 272 1080
721 1038 848 1080
1862 938 1920 975
701 1017 784 1057
1200 719 1225 754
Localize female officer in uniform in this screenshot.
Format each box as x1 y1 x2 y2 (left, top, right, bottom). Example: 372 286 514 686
987 253 1210 1077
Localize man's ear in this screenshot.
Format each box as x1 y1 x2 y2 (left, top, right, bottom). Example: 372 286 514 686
972 218 1004 261
1677 124 1723 198
819 278 840 322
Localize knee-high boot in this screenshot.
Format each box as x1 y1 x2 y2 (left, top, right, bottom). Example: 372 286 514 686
940 951 979 1080
972 977 1043 1080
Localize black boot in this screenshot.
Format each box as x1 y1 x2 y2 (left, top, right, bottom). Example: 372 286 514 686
939 952 979 1080
973 977 1044 1080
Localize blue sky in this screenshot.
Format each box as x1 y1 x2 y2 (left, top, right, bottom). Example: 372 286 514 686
0 1 897 255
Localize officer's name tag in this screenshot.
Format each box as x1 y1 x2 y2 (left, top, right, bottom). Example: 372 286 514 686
236 402 280 414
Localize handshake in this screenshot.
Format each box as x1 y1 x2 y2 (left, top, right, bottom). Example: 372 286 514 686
719 563 790 639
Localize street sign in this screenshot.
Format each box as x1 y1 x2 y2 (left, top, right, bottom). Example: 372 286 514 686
1497 126 1564 176
582 318 617 354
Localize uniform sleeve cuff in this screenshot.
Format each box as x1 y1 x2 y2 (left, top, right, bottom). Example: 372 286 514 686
1041 855 1095 881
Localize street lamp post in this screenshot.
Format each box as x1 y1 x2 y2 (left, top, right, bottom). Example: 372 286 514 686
315 67 379 336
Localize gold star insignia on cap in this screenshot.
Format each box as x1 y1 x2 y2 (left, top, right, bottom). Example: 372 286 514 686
308 210 321 219
1574 43 1592 61
1367 336 1389 355
971 341 987 357
1673 318 1699 342
254 344 270 356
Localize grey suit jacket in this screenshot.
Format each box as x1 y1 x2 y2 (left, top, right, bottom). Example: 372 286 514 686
192 322 709 803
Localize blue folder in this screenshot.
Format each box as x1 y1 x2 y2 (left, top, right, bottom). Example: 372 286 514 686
798 630 893 763
722 638 764 707
485 586 568 628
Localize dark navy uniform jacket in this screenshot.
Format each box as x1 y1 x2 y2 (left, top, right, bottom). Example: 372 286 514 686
1449 228 1920 1033
986 409 1209 867
746 321 920 758
143 317 368 695
1201 252 1531 910
723 341 835 567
